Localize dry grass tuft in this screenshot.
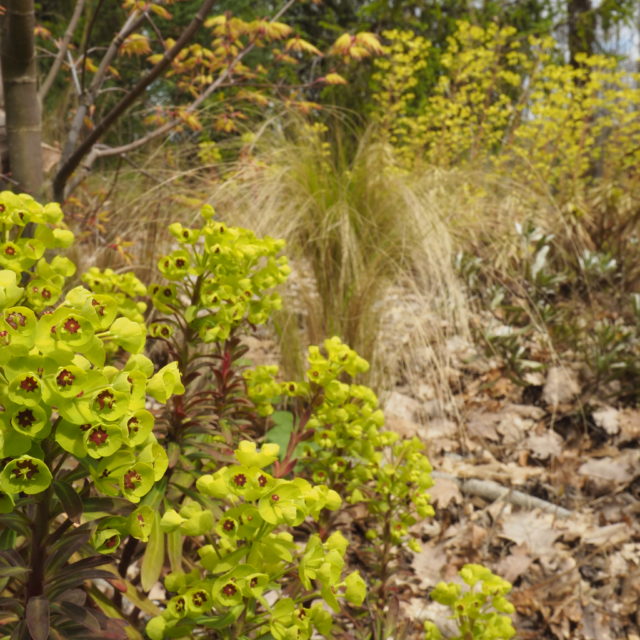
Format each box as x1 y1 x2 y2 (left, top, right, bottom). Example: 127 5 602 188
211 118 471 402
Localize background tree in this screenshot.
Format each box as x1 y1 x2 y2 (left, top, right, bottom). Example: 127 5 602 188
0 0 43 195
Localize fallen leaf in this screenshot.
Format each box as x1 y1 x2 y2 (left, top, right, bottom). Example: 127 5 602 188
429 476 462 509
410 542 448 590
525 430 563 460
578 450 640 489
582 523 630 547
495 543 533 582
543 366 580 406
592 406 620 435
499 510 561 555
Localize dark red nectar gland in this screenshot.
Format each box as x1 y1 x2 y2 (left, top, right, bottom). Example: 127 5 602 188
5 246 15 256
123 469 142 490
271 494 280 502
16 409 36 428
221 584 237 597
63 317 81 333
56 369 75 387
233 473 247 487
12 459 39 480
20 376 38 392
5 312 26 329
96 390 114 410
88 427 109 446
222 519 235 531
258 475 268 487
192 590 208 607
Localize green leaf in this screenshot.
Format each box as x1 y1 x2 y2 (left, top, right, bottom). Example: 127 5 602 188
25 596 49 640
266 411 293 460
140 511 164 592
53 480 83 522
0 565 30 579
166 529 183 573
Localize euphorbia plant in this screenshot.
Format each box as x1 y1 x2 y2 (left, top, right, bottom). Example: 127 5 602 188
0 191 183 637
244 337 435 611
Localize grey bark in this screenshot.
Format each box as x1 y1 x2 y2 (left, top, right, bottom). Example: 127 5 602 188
0 0 43 196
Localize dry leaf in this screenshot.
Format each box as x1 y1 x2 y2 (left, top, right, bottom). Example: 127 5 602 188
543 366 580 406
582 523 630 547
525 430 563 460
578 450 640 489
410 543 448 589
429 477 462 509
592 406 620 435
495 543 534 582
500 510 561 555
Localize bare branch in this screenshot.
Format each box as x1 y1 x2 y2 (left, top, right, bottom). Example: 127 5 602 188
67 0 300 180
53 0 217 202
62 9 145 164
38 0 86 102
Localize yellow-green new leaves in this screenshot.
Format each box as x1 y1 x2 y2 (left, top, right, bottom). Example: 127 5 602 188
425 565 516 640
148 441 359 639
150 206 291 342
0 195 182 508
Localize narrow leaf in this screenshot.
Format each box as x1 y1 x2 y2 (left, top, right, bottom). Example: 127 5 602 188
166 529 183 573
140 511 164 592
25 596 50 640
53 481 83 522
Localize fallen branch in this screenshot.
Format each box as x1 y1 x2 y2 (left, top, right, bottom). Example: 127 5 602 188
432 470 572 518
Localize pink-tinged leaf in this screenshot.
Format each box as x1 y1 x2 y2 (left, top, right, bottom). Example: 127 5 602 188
26 596 50 640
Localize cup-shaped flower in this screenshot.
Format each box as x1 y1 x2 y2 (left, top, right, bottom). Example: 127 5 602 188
120 462 155 502
149 322 174 339
234 440 279 469
128 505 155 541
166 595 188 619
48 307 95 349
7 372 43 407
121 409 154 447
158 250 192 281
9 404 51 440
168 222 200 244
146 361 185 403
149 283 179 313
108 316 146 354
2 307 36 351
0 455 52 495
258 481 305 526
92 528 122 554
84 423 123 459
212 574 243 608
184 585 214 615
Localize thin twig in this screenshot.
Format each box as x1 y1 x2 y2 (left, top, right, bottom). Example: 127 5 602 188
39 0 86 102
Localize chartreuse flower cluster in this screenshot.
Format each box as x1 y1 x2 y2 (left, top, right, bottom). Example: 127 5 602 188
148 203 290 343
424 564 516 640
145 441 365 640
82 266 148 323
245 337 434 553
0 192 184 519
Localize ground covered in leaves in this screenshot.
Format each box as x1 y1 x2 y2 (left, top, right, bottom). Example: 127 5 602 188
378 331 640 640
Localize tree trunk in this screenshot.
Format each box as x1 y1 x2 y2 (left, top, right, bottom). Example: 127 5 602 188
0 0 43 196
567 0 595 67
